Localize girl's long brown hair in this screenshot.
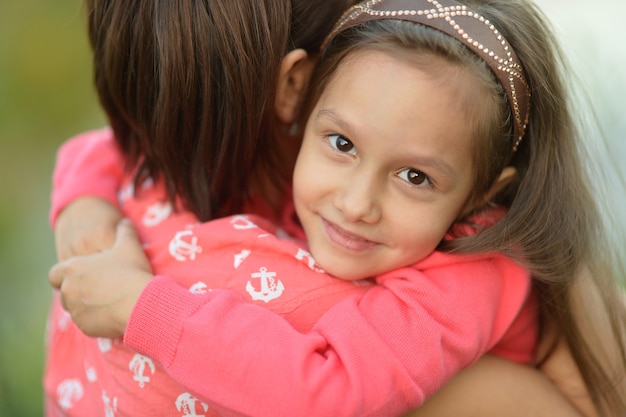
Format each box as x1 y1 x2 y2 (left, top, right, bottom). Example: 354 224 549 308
85 0 352 221
459 2 626 414
305 0 626 414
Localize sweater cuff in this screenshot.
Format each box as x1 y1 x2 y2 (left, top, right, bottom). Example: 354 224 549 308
124 275 208 368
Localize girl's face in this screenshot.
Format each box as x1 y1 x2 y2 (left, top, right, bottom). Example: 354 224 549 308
293 49 483 280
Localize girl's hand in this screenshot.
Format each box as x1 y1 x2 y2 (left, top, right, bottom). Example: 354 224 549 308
54 196 122 261
48 220 153 338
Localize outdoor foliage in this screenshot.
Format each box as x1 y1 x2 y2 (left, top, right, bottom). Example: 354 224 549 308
0 1 103 415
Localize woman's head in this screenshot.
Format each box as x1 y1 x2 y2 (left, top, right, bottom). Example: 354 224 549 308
86 0 354 221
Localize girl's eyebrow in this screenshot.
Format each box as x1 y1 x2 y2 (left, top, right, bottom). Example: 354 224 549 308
405 154 457 182
316 109 457 181
315 109 352 133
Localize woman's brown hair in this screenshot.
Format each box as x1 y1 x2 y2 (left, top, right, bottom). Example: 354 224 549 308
304 0 626 414
85 0 352 221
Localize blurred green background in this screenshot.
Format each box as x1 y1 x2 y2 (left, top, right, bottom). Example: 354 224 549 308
0 1 623 416
0 1 104 415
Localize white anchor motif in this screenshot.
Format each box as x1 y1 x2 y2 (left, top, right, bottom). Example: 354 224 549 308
140 177 155 189
97 338 113 353
189 281 209 294
176 392 210 417
117 182 134 204
57 310 71 331
274 227 290 239
230 215 258 230
142 201 172 227
129 354 156 388
169 230 202 261
84 361 98 382
233 249 251 268
102 390 118 417
246 267 284 303
295 248 325 273
57 379 83 410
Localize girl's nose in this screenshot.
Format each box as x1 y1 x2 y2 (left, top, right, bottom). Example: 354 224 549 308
333 176 381 224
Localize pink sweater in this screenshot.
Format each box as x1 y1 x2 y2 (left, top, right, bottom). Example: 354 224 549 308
46 128 536 417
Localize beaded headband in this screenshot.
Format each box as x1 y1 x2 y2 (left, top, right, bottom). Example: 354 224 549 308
323 0 531 152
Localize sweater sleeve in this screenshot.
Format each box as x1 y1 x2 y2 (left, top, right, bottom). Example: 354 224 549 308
50 127 125 227
124 253 532 417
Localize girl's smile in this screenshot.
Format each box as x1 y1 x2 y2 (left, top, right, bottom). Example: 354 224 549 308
322 217 380 252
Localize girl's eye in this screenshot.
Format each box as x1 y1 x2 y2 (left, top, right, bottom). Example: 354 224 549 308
328 134 356 155
398 168 431 187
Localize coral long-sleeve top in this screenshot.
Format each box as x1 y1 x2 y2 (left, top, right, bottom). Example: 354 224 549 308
46 128 536 417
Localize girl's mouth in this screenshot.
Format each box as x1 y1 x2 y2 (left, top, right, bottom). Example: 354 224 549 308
322 219 378 252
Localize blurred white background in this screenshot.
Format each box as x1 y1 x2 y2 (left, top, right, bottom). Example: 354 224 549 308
536 0 626 265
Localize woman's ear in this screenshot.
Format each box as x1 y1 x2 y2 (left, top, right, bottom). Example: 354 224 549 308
275 49 315 124
461 166 518 216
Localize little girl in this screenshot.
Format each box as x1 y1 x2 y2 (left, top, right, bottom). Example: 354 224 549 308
49 0 626 416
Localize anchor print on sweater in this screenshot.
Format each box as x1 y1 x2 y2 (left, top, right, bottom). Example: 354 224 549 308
57 379 83 410
175 393 210 417
142 201 173 227
129 354 156 388
246 267 284 302
169 230 202 261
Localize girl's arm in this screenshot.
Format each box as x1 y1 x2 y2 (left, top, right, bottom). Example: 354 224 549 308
51 128 125 260
406 314 597 417
54 196 122 261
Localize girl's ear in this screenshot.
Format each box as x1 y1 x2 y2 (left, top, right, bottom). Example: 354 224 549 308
461 166 518 216
275 49 315 124
482 166 517 203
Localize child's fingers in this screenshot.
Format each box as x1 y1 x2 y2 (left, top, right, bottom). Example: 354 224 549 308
48 259 73 291
114 218 140 246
